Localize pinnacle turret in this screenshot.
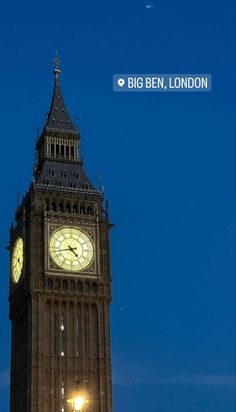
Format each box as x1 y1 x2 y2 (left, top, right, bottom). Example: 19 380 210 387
45 64 78 135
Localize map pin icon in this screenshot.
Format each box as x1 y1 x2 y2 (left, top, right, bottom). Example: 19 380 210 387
118 78 125 87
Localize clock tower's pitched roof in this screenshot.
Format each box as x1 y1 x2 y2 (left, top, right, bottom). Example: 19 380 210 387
35 160 98 193
45 76 78 135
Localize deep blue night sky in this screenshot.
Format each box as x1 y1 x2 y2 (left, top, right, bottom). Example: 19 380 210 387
0 1 235 411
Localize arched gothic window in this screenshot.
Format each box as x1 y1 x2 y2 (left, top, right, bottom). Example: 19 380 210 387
66 203 71 213
80 205 85 215
87 206 93 215
51 202 56 212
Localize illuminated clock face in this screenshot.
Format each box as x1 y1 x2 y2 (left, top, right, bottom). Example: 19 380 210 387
49 227 94 272
11 237 24 284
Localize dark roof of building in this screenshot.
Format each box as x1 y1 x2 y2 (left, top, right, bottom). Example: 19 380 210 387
35 160 98 193
45 78 78 135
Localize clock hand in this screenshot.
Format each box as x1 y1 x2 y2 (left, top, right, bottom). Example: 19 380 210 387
68 245 79 257
50 247 77 252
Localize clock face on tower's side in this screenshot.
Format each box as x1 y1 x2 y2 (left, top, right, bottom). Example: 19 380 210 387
49 227 94 272
11 237 24 284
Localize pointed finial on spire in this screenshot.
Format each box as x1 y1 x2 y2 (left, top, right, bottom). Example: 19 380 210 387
53 50 61 79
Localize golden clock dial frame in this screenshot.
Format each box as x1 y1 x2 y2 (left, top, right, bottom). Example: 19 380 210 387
49 227 94 272
11 237 24 284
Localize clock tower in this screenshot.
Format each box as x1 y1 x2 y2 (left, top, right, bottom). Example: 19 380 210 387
9 63 113 412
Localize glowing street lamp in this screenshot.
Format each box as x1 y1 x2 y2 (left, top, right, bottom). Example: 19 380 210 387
67 393 87 411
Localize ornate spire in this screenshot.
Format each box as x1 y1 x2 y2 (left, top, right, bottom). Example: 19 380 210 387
44 53 78 135
35 58 98 194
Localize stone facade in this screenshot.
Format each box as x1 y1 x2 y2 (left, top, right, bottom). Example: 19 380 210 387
9 68 113 412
